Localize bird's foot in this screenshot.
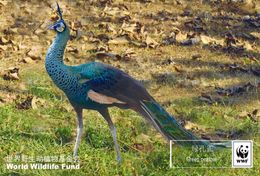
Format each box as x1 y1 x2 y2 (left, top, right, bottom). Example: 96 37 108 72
73 151 78 158
73 154 80 162
117 155 122 164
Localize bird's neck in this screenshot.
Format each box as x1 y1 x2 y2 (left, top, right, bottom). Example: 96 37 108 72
45 28 75 92
45 29 70 65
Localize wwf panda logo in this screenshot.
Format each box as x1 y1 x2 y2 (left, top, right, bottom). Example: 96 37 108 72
236 145 249 159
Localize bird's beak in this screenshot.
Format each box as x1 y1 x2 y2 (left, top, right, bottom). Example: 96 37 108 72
48 24 55 30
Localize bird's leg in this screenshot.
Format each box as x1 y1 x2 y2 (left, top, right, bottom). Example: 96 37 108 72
99 109 122 163
73 107 83 157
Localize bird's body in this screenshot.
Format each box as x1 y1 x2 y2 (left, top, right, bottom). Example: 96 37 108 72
45 4 229 162
45 28 150 111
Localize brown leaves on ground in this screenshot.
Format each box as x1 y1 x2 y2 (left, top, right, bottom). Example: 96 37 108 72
96 48 136 61
199 93 223 105
216 82 256 96
0 1 259 130
222 63 260 77
244 15 260 27
238 109 259 122
199 82 260 105
92 18 158 49
161 29 256 55
16 96 33 110
0 93 16 106
2 67 20 81
108 36 130 45
26 45 43 60
103 5 130 18
145 36 159 48
16 96 46 110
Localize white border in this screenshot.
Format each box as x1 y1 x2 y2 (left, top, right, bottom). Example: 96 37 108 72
169 140 255 169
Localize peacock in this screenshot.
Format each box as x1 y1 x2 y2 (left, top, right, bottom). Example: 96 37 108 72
45 3 229 162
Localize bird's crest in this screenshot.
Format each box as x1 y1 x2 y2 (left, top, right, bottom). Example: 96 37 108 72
48 2 66 32
56 2 63 20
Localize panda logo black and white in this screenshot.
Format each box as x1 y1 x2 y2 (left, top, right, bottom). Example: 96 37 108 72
236 145 249 159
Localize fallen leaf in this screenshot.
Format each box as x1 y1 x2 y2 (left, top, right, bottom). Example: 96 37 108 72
122 48 136 60
27 46 42 60
67 45 78 53
0 0 8 6
216 82 255 96
34 28 45 35
242 41 254 51
103 6 130 17
22 57 34 64
3 67 20 81
180 38 200 46
0 93 16 105
199 93 222 105
175 32 187 42
162 32 176 45
96 52 121 60
98 22 117 34
248 109 259 122
238 109 259 122
145 36 159 48
108 36 130 45
238 111 249 119
94 44 110 53
200 35 224 46
184 121 199 130
225 32 237 47
192 54 202 60
0 36 10 44
121 22 143 35
16 96 33 110
0 45 8 51
96 34 110 43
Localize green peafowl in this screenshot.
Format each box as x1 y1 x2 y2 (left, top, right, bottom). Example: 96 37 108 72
45 3 229 162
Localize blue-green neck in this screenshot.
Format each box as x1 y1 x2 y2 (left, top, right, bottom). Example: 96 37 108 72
45 27 75 92
45 28 70 65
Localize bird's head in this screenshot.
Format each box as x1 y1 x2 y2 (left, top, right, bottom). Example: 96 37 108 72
48 2 67 33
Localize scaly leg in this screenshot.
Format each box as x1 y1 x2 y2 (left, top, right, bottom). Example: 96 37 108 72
73 107 83 157
99 108 122 163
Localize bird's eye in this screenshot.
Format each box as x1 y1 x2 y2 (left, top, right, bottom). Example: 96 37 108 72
56 22 65 32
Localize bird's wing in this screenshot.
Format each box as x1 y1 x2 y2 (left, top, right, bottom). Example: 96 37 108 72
74 62 151 105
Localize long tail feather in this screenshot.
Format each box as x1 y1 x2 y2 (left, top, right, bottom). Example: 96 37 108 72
140 100 230 148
